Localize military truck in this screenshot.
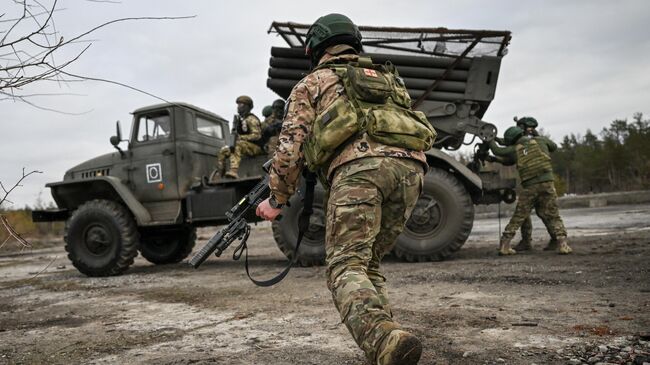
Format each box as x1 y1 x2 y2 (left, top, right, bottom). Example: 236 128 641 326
33 23 515 276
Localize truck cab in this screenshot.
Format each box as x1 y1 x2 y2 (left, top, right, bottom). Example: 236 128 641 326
33 103 269 276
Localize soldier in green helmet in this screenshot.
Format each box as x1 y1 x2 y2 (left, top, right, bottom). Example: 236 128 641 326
215 95 264 179
494 116 546 251
256 13 436 365
262 105 273 121
489 125 572 255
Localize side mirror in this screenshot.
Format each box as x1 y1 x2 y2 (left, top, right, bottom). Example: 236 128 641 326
116 120 123 141
111 120 126 157
110 135 120 146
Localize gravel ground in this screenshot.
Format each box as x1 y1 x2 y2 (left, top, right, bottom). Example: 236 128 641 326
0 204 648 365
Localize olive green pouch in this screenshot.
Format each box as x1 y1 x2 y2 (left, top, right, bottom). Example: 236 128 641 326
346 64 392 103
304 97 359 171
366 106 436 151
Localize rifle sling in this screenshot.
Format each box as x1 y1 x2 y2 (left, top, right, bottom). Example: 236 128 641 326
241 171 317 287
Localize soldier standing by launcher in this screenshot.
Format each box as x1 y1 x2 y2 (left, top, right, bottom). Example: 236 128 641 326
215 96 264 179
490 125 572 255
494 116 559 251
256 13 436 365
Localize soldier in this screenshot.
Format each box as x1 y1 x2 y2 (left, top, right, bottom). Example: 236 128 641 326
215 95 264 179
494 116 542 251
262 105 273 121
489 126 572 255
256 13 435 365
262 99 285 157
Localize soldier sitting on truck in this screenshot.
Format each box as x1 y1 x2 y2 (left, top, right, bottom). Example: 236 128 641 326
489 126 572 256
262 105 273 121
216 95 264 179
260 98 285 156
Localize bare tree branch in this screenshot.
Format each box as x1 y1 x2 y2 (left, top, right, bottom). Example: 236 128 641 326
0 168 43 252
0 215 31 250
0 168 43 207
0 0 195 111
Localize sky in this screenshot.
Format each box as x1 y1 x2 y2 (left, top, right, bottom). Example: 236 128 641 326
1 0 649 207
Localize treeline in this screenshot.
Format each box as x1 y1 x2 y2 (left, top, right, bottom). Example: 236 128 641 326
551 112 650 194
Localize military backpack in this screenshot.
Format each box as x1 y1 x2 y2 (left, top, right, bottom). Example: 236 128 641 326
303 57 437 171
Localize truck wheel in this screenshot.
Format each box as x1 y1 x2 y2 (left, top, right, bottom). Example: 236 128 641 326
64 200 139 277
394 167 474 261
139 227 197 265
272 189 326 267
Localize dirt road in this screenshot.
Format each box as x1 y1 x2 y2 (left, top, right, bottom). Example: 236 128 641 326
1 204 649 364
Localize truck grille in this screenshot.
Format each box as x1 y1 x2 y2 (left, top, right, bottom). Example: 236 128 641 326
81 168 110 179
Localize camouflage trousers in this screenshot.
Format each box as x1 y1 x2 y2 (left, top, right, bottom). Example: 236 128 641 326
518 185 533 243
520 216 533 243
325 157 424 363
502 181 567 242
216 140 263 174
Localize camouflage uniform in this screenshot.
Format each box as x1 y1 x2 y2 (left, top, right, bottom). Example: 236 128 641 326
505 181 566 240
489 135 571 254
519 212 533 245
216 114 263 177
268 45 427 363
494 147 534 247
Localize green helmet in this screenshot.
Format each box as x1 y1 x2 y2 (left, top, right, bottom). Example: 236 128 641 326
305 13 362 56
262 105 273 118
503 126 524 145
236 95 253 108
514 116 538 129
272 99 285 110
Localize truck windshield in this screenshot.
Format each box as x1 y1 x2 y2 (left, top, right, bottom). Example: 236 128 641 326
137 113 171 142
196 116 224 139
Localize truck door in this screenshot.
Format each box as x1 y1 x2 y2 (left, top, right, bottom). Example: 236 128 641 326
128 109 180 207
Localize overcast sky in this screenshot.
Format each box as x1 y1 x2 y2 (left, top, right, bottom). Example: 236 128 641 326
2 0 649 207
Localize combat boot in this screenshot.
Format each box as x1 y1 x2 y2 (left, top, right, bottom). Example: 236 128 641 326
376 330 422 365
543 238 558 251
498 238 516 256
224 171 239 179
513 239 532 251
557 237 573 254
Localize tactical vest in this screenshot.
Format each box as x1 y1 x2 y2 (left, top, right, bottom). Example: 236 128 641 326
237 114 258 135
303 57 437 172
515 137 553 182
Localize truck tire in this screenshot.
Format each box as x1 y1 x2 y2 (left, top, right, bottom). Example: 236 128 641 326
64 200 139 277
394 167 474 261
272 188 326 267
139 227 197 265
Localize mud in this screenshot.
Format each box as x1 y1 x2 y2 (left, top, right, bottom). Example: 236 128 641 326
0 204 649 364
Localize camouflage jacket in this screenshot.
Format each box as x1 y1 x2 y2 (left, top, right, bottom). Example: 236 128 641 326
269 44 428 204
489 136 557 187
237 114 262 142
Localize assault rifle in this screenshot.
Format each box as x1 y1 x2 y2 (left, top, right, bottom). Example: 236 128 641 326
229 114 242 151
189 160 272 269
189 160 316 287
